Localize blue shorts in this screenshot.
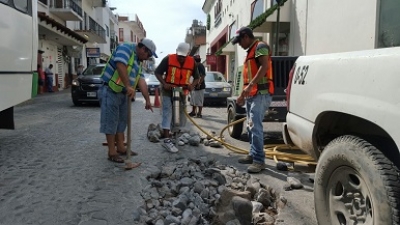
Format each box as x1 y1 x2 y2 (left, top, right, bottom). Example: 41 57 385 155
99 85 128 134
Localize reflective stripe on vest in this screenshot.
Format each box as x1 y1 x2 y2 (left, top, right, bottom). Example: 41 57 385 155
103 49 141 93
242 40 274 96
166 54 195 86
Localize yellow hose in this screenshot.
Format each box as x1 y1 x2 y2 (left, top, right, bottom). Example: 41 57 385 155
184 110 317 167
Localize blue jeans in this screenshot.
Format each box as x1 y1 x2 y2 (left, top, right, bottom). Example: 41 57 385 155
161 93 187 131
99 85 128 135
46 76 53 92
246 93 272 164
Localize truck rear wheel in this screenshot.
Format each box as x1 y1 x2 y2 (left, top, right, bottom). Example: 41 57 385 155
314 135 400 225
228 107 243 139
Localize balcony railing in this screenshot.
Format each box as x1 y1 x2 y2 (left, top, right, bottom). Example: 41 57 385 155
50 0 82 17
88 17 106 41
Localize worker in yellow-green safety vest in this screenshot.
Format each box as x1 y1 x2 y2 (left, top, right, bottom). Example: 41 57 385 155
99 38 158 164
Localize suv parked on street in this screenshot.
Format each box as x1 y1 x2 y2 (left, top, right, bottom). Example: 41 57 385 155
71 64 105 106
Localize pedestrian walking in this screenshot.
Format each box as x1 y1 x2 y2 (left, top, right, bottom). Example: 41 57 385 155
232 27 274 173
189 55 206 118
37 64 45 94
44 64 54 92
154 42 200 153
99 38 157 163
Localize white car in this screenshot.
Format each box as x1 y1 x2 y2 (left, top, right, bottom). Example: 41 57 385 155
203 71 232 104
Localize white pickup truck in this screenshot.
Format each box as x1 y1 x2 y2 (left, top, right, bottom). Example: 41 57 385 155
283 47 400 225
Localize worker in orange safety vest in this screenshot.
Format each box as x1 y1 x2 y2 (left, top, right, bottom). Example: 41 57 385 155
232 27 274 173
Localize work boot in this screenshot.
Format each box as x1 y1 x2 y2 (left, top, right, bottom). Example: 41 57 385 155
238 155 253 164
247 162 267 173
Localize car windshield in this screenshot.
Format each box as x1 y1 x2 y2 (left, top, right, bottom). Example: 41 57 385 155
146 75 158 82
82 65 105 76
205 72 226 82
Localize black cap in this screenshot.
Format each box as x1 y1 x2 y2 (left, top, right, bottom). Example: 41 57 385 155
232 27 253 45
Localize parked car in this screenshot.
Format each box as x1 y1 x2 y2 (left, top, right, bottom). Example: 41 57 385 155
145 74 160 95
204 71 232 104
71 64 105 106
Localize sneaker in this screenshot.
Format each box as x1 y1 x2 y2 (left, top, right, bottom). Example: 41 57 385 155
238 155 253 164
247 162 267 173
188 112 196 117
196 114 202 118
162 138 179 153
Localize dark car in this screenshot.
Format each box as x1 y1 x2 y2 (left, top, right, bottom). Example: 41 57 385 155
145 74 160 95
204 71 232 104
71 64 105 106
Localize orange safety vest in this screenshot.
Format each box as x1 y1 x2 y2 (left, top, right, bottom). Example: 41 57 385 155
243 40 274 96
166 54 195 86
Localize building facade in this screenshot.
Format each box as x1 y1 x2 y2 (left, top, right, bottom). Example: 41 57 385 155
67 0 118 68
37 0 158 90
185 19 207 68
203 0 400 82
37 0 119 90
37 0 88 91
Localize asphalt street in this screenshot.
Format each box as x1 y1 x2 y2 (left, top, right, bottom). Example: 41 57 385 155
0 90 317 225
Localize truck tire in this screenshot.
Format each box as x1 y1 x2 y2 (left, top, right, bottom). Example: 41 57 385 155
314 135 400 225
228 106 243 139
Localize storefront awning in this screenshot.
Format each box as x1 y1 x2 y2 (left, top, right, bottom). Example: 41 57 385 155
38 12 88 45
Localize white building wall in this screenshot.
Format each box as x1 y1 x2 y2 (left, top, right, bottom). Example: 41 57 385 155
304 0 378 55
198 45 207 63
205 0 254 75
93 7 116 57
289 0 308 56
118 22 133 43
206 0 381 61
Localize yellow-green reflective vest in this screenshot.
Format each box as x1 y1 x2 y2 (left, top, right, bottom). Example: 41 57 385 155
103 49 141 93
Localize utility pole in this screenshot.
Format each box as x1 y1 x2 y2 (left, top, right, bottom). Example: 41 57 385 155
274 0 282 56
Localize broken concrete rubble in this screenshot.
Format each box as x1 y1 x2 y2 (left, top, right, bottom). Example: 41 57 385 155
134 157 287 224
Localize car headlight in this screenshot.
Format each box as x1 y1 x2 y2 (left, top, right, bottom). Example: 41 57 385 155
72 79 80 86
223 87 231 92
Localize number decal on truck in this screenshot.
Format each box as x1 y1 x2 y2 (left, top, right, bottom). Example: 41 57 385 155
294 65 309 85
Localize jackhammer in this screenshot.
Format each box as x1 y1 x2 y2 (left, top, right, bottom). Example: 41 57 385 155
171 86 190 141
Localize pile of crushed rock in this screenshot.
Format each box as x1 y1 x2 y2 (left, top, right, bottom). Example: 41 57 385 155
147 123 223 148
133 157 287 225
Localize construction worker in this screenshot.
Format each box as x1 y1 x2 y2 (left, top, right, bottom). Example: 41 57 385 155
99 38 156 163
154 42 200 153
232 27 274 173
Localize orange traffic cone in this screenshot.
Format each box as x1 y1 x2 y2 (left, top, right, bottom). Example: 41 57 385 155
153 88 161 108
